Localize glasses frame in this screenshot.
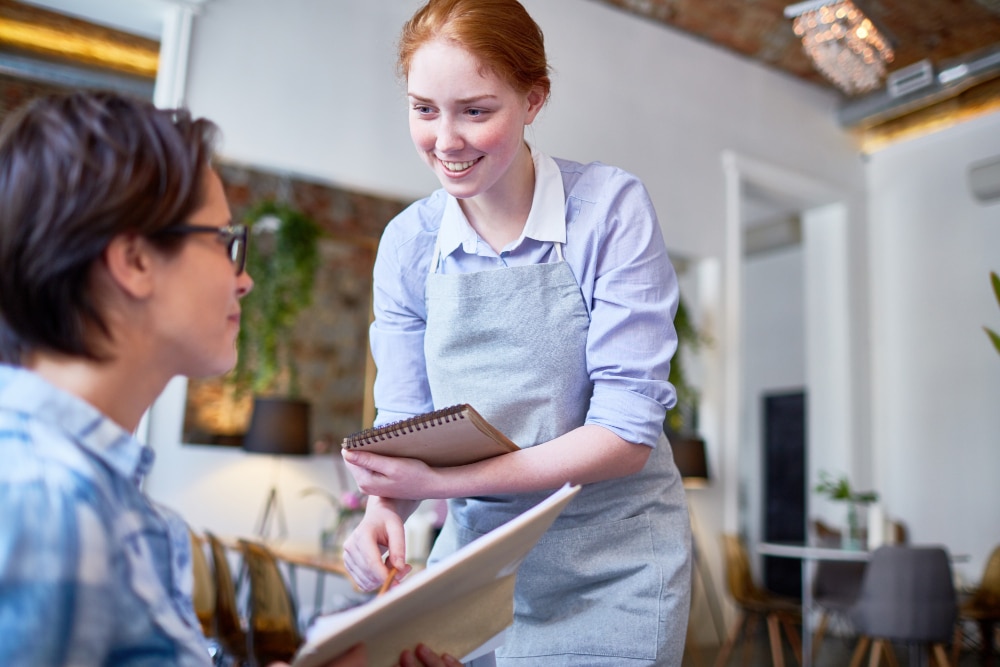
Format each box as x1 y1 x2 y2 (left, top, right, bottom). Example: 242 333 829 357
155 223 248 275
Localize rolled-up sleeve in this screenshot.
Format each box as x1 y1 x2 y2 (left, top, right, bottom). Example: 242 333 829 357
567 165 679 447
369 208 438 426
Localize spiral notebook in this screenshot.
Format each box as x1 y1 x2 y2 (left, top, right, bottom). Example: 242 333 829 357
341 404 519 467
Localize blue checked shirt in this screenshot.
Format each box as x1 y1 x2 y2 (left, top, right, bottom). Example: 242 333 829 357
0 365 211 666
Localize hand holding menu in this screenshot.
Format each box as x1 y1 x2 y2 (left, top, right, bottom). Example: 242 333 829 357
341 404 519 467
291 484 581 667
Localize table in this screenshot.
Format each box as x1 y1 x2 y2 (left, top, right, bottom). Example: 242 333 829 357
269 544 353 620
756 541 872 667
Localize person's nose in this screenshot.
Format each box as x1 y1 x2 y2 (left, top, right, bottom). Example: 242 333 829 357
435 116 464 153
237 270 254 297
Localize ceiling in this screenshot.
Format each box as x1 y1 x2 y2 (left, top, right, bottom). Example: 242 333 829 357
590 0 1000 98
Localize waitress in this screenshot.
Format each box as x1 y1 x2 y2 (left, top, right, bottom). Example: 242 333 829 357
342 0 692 664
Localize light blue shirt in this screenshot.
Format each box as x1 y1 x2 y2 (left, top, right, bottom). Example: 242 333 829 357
370 149 679 447
0 365 210 666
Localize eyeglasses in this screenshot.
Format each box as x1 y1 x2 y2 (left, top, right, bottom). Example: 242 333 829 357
156 223 248 275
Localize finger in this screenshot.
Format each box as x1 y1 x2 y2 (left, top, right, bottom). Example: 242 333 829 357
342 532 391 591
414 643 462 667
342 449 386 473
383 512 410 572
343 548 388 592
396 648 416 667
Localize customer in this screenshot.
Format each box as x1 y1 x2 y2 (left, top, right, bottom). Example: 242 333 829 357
341 0 692 665
0 90 459 667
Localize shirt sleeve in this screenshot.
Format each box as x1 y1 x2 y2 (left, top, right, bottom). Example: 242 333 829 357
0 462 116 665
573 166 679 446
369 207 439 426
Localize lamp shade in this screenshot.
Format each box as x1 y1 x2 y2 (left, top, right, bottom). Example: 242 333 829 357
243 397 311 456
672 436 709 488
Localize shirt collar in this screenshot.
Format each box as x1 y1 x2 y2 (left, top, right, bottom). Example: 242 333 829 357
437 145 566 258
0 365 154 486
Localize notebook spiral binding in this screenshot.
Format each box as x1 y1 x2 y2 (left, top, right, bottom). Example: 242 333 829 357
343 404 467 449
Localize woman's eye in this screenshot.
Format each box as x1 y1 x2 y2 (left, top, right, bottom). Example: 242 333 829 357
415 105 432 114
467 108 484 118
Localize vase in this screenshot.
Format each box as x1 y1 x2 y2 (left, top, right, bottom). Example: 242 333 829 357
842 502 865 550
321 512 364 555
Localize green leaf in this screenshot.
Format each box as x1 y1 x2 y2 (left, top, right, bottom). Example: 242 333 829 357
986 326 1000 356
230 200 322 397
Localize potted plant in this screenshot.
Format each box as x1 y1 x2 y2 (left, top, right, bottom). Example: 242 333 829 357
664 294 712 438
813 470 878 549
984 271 1000 356
230 200 322 444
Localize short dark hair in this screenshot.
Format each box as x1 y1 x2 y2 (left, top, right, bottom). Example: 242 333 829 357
0 91 219 364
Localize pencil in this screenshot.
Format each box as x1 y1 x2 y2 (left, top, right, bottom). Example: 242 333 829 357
378 566 398 596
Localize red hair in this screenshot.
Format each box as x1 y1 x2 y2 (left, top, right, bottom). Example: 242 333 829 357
397 0 551 100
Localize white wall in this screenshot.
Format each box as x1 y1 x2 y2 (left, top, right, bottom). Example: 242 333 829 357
867 111 1000 581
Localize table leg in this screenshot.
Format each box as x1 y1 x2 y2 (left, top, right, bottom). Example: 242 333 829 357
801 557 813 667
313 571 327 619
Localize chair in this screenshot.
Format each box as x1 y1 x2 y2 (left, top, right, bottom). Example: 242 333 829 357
189 530 217 638
714 534 802 667
239 539 303 666
809 520 867 662
952 544 1000 667
205 531 250 665
848 545 957 667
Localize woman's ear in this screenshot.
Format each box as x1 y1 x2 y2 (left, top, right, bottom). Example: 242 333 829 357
524 84 546 125
102 233 156 299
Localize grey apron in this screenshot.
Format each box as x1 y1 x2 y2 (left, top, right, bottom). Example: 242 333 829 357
424 238 691 666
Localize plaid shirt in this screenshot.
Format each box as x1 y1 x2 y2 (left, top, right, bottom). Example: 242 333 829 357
0 365 211 666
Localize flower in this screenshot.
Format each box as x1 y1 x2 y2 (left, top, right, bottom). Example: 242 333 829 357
302 486 368 553
340 490 366 512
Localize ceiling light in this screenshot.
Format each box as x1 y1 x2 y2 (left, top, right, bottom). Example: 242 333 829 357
784 0 895 95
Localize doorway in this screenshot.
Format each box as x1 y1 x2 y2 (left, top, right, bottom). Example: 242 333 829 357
762 390 807 598
718 151 856 576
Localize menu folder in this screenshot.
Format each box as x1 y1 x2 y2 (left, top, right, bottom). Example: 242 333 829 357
292 483 582 667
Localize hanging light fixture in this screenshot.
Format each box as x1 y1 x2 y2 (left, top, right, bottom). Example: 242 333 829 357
784 0 895 95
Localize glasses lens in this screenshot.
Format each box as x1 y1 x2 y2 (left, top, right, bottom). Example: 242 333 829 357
229 225 247 275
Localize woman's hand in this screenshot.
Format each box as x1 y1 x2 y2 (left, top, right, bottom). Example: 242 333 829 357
342 449 442 500
341 495 413 591
396 643 464 667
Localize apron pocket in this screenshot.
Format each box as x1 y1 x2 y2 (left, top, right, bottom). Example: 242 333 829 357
499 512 661 660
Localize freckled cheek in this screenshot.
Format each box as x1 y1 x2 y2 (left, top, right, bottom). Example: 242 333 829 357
468 124 512 154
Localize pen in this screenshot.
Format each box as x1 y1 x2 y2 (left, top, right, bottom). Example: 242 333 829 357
378 566 399 596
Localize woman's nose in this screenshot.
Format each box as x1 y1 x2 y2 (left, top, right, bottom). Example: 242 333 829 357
237 270 254 297
435 118 464 153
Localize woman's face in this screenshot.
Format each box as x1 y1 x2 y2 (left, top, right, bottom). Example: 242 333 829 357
407 38 544 202
152 168 253 379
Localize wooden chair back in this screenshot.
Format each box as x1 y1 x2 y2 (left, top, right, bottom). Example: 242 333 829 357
239 538 303 666
188 530 216 638
205 531 249 663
